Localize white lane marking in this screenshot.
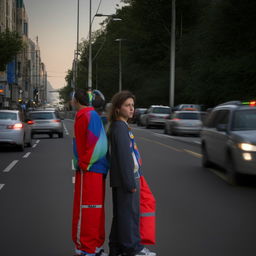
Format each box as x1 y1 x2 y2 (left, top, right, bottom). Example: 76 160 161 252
0 184 5 191
72 176 75 184
194 141 201 145
36 140 40 144
23 152 31 158
3 160 19 173
63 124 69 135
32 144 37 148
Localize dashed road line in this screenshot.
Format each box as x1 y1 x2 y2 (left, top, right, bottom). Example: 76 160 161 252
63 124 69 136
0 184 5 191
32 144 37 148
3 160 19 173
23 152 31 158
36 140 40 144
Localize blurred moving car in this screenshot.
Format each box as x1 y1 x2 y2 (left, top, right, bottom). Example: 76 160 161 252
0 110 32 151
133 108 147 125
27 110 64 138
140 105 171 128
201 101 256 184
164 111 203 136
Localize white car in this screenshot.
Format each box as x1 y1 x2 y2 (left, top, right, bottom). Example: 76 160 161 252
164 111 203 136
0 110 32 151
140 105 171 128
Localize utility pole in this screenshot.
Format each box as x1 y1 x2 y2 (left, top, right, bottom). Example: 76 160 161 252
170 0 176 107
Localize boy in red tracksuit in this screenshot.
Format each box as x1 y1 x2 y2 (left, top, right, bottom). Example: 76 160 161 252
72 89 109 256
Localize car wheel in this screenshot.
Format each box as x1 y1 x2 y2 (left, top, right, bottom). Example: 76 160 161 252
170 127 176 136
49 133 53 138
58 132 64 138
18 140 25 152
164 125 168 134
226 154 239 186
202 144 212 168
26 137 32 147
146 121 151 129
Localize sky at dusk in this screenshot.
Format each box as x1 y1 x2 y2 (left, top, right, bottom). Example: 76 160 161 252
24 0 122 90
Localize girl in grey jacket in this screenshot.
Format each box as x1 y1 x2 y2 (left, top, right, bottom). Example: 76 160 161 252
108 91 156 256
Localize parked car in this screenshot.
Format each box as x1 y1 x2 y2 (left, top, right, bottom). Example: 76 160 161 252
133 108 147 125
140 105 171 128
27 110 64 138
164 111 203 136
174 104 201 111
0 110 32 151
201 101 256 185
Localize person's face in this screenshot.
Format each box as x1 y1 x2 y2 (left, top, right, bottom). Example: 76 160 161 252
118 98 134 121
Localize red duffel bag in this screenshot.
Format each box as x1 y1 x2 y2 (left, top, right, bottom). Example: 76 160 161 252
140 176 156 245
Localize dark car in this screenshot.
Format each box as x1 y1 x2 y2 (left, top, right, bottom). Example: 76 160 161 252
201 101 256 185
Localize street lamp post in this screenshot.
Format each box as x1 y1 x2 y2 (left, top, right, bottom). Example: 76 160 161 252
88 10 122 92
115 39 124 92
170 0 176 107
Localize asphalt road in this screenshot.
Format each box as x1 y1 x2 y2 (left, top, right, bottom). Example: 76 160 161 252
1 120 256 256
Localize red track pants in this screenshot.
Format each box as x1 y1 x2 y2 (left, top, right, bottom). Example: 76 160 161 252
72 171 106 254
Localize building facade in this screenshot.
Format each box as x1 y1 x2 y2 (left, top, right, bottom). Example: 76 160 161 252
0 0 48 109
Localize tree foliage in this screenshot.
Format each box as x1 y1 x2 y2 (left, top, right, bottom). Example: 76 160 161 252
63 0 256 108
0 30 23 71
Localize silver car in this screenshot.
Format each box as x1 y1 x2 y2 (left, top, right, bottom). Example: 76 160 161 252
164 111 203 136
140 105 171 128
201 101 256 185
27 111 64 138
0 110 32 151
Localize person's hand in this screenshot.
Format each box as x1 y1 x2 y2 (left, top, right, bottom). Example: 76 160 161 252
130 188 137 193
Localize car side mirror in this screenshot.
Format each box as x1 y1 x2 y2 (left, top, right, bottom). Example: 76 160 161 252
216 124 228 132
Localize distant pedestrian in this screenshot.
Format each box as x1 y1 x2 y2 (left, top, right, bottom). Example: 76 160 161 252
108 91 156 256
71 88 109 256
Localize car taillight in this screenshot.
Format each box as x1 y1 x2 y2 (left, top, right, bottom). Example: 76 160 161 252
149 114 155 118
27 120 35 125
52 120 61 123
7 123 24 129
172 118 181 121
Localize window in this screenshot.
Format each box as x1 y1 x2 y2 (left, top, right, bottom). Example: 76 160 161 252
152 107 170 114
29 112 55 120
0 112 17 120
177 112 199 120
205 110 230 128
232 110 256 131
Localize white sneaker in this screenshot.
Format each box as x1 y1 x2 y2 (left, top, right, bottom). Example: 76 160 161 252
135 247 156 256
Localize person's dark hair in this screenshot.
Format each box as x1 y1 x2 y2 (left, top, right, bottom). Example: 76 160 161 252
74 88 90 106
108 91 135 123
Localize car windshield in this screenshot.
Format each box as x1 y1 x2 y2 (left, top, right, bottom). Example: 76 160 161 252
232 109 256 131
152 107 170 114
29 112 55 120
0 112 17 120
177 113 199 120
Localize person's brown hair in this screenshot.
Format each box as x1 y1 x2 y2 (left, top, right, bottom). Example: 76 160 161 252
108 91 135 123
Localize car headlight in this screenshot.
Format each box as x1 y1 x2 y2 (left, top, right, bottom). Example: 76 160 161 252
238 143 256 152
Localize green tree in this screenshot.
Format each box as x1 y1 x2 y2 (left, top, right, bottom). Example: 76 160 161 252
0 30 23 71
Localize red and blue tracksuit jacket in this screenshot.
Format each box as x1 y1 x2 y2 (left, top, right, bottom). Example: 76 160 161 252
72 107 109 254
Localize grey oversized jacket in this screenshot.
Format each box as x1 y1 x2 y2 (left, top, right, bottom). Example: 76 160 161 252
108 120 136 192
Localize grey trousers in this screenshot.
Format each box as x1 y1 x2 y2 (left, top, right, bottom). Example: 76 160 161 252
109 179 143 256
